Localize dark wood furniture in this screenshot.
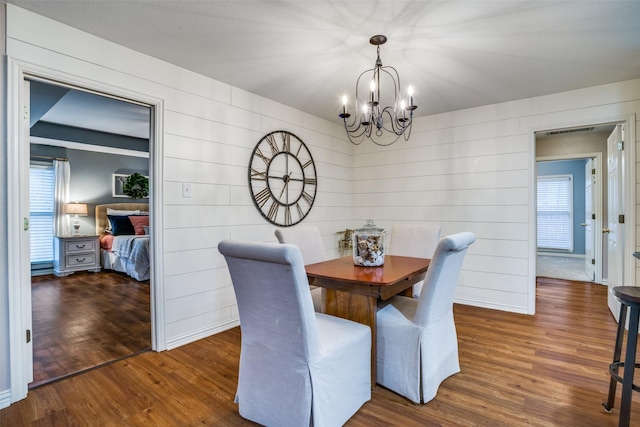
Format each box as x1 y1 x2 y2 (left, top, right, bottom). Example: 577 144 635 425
603 286 640 427
305 255 430 384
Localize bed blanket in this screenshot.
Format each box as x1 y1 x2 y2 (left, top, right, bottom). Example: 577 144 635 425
111 235 150 281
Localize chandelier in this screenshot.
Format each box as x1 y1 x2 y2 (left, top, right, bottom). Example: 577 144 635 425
339 35 417 146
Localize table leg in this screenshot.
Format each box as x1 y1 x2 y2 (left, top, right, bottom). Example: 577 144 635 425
399 286 413 297
324 289 377 388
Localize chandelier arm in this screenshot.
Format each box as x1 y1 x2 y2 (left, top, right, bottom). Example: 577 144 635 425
379 65 402 98
343 67 377 129
378 66 404 126
402 114 414 141
343 119 375 145
344 131 364 145
369 132 403 146
403 124 412 141
378 107 399 134
379 107 412 136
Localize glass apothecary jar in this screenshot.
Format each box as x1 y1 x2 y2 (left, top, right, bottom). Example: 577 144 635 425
353 220 385 266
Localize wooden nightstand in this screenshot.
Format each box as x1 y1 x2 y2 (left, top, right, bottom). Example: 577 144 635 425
54 235 101 277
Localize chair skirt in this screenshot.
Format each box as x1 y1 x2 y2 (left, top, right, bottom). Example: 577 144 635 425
377 296 460 403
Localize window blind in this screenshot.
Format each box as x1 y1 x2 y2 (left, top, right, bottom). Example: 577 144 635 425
537 174 573 251
30 163 55 263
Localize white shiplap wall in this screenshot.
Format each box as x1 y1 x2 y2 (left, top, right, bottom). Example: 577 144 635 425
4 5 353 354
354 80 640 314
352 116 531 312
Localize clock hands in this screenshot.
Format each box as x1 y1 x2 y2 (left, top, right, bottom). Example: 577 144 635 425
278 171 293 200
266 173 292 181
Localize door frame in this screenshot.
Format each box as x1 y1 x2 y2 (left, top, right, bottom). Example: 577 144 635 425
529 114 636 315
7 58 166 403
535 153 603 284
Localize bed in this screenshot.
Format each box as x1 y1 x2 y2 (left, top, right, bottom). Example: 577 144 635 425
95 203 150 281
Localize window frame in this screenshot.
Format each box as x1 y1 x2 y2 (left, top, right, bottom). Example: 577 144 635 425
29 161 55 269
537 174 574 252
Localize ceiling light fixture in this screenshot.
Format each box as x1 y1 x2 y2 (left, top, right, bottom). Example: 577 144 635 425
339 35 417 146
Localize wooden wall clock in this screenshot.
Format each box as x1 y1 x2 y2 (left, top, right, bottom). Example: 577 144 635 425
248 130 317 226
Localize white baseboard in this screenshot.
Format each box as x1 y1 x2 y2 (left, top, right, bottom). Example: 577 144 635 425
165 318 240 350
0 388 12 410
454 297 529 315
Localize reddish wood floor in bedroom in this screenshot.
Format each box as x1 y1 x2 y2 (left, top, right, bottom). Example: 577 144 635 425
30 270 151 387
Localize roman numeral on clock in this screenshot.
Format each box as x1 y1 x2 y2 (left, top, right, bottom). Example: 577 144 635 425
254 187 272 208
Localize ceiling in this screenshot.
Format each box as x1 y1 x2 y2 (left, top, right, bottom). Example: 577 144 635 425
8 0 640 134
30 80 151 139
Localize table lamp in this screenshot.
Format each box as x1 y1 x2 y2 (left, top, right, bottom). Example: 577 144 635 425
64 202 88 235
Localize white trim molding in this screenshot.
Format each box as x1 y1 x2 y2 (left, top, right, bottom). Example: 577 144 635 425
529 114 637 315
0 388 12 410
6 57 167 404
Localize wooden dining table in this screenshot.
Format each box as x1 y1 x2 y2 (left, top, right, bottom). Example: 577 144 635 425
305 255 430 385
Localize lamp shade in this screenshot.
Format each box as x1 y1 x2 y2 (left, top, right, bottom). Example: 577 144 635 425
64 202 88 216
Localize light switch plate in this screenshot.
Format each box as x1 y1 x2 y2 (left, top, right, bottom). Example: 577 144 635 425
182 183 192 198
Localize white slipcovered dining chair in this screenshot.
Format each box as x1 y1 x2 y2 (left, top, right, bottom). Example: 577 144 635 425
376 231 475 404
388 224 441 298
275 226 325 311
218 240 371 427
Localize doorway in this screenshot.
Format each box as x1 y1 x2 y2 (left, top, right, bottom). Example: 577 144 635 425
533 120 636 321
535 156 600 282
8 64 165 402
535 126 613 284
28 80 153 387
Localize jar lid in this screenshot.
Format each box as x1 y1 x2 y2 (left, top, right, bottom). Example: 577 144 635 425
355 219 385 233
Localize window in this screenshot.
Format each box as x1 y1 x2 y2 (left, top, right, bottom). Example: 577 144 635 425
30 163 55 264
537 174 573 251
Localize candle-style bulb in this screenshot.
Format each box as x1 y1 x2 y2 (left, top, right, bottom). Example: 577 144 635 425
407 85 414 96
369 80 376 103
342 95 348 106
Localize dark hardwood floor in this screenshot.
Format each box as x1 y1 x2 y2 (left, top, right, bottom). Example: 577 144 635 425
3 278 638 426
30 270 151 387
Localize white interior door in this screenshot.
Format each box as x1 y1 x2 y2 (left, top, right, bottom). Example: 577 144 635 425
584 159 595 281
607 125 624 320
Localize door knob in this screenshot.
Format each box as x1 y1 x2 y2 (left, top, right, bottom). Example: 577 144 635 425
581 223 588 227
603 228 611 233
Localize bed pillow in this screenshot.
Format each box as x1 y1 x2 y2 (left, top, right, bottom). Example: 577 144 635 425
107 208 140 216
107 215 135 236
129 215 150 235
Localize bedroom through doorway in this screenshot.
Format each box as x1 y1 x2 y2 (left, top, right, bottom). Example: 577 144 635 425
28 79 153 387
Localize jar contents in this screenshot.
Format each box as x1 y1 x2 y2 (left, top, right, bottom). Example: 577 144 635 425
353 220 385 266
